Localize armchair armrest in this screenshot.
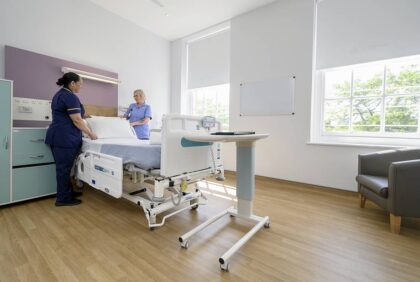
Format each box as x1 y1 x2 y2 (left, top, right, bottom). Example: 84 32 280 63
388 159 420 217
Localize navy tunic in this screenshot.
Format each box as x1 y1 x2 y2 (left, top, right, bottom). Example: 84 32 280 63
45 87 85 203
46 88 85 148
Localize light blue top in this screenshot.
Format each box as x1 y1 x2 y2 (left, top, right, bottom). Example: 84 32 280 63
124 103 152 139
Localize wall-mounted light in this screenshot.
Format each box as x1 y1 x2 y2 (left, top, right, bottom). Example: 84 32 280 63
61 67 121 85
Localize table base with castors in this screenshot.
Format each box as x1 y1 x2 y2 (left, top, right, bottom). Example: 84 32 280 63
179 133 269 271
179 205 269 271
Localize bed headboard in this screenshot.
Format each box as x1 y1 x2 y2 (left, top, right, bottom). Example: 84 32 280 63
84 105 117 117
160 114 223 177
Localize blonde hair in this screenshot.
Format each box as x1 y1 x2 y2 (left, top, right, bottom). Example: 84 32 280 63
133 89 145 100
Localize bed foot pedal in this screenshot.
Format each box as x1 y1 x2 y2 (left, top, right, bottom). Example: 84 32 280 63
129 188 147 195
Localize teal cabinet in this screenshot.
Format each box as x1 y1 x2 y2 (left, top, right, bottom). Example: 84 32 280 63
11 128 56 203
12 128 54 166
0 80 12 205
12 164 56 202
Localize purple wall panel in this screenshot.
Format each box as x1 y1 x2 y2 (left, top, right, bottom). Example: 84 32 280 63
5 46 118 108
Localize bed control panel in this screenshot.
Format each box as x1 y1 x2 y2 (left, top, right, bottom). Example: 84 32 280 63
201 116 216 130
94 164 115 176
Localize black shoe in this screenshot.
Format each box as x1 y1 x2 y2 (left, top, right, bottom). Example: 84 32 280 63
73 191 83 198
55 199 82 206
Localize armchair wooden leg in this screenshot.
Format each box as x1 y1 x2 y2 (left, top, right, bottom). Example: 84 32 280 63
390 213 401 234
359 194 366 208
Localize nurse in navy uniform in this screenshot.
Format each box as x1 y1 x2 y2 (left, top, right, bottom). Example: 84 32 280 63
46 72 97 206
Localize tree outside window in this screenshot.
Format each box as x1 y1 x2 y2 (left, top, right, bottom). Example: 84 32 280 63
188 84 230 130
323 57 420 136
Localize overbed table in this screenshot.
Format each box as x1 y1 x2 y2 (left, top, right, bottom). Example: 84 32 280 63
179 133 269 271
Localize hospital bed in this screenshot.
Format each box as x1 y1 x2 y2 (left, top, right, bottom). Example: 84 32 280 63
75 114 224 229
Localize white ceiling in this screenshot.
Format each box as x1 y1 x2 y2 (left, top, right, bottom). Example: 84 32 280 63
89 0 277 41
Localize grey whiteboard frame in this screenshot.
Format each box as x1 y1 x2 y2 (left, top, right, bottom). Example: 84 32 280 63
239 76 296 116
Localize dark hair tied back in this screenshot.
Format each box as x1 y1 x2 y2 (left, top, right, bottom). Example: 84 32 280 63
56 72 80 87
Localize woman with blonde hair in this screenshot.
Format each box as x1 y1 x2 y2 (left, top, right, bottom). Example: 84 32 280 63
123 89 152 140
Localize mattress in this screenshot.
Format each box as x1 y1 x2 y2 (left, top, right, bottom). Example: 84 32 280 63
82 138 161 170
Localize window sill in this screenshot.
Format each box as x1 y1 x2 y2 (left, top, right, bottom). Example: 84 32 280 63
306 141 410 149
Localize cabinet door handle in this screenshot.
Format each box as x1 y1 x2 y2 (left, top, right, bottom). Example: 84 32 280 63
29 154 45 159
30 138 45 142
3 136 8 150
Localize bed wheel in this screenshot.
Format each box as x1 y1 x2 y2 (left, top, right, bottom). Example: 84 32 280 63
216 176 225 181
190 199 199 210
149 227 155 231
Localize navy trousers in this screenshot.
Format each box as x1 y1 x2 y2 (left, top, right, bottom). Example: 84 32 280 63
50 146 80 203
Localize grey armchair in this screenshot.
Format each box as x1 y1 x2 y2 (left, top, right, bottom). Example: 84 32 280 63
356 149 420 234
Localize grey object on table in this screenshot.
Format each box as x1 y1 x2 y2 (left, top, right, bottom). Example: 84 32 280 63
356 148 420 234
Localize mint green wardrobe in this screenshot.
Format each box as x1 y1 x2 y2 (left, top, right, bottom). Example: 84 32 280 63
0 80 12 205
0 79 56 206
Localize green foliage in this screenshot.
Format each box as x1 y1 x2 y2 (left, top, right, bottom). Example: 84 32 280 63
354 74 383 96
331 80 351 98
325 64 420 133
191 87 229 130
387 64 420 94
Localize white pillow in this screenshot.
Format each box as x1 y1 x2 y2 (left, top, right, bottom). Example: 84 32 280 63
86 116 137 139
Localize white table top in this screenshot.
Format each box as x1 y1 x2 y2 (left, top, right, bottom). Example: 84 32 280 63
183 133 269 143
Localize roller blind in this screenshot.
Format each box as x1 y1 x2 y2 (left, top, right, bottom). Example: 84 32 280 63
187 30 230 89
316 0 420 69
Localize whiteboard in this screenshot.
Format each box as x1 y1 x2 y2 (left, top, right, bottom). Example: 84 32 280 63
240 77 295 116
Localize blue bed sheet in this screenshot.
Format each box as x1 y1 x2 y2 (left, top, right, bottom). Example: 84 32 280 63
100 143 161 170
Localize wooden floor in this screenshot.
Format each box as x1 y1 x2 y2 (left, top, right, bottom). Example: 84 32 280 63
1 173 420 282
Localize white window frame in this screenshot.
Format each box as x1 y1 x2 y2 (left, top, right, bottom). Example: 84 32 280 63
311 55 420 147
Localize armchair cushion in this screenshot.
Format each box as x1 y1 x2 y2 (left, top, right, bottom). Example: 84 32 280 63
356 175 388 198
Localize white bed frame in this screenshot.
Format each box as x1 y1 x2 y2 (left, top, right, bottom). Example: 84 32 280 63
75 114 224 229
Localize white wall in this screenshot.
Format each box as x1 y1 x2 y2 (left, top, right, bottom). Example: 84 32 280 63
225 0 385 191
0 0 170 127
170 39 185 114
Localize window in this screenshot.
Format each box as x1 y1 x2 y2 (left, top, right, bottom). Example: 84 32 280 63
183 24 230 130
187 84 230 130
315 55 420 145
